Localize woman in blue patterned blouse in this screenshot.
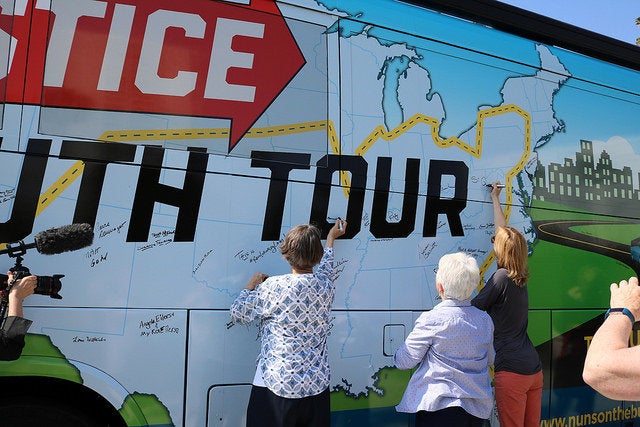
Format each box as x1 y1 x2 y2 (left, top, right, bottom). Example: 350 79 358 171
230 219 346 427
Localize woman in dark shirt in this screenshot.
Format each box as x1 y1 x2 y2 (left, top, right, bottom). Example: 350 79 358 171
472 182 543 427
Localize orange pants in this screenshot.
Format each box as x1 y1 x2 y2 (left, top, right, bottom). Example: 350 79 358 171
494 370 543 427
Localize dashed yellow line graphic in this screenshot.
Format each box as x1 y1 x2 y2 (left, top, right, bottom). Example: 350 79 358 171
37 161 84 216
348 104 531 280
37 104 530 281
36 120 342 217
98 120 337 146
354 104 529 160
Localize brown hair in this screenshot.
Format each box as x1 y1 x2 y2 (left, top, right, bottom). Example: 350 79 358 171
280 224 324 271
493 226 529 287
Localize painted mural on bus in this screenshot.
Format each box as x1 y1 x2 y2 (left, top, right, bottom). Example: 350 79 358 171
0 0 638 425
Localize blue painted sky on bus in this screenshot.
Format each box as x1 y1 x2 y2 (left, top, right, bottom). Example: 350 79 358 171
495 0 640 165
497 0 639 45
318 0 640 166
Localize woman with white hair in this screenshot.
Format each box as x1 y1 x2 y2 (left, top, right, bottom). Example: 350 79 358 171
394 252 495 426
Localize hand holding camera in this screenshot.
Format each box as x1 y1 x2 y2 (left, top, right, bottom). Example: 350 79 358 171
7 272 36 300
5 272 36 319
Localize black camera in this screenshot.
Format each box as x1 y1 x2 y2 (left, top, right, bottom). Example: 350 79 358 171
11 270 63 300
5 259 63 300
0 224 94 319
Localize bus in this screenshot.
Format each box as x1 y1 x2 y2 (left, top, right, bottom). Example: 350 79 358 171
0 0 639 425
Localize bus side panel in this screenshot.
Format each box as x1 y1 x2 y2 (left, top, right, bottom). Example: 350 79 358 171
187 310 416 426
0 0 638 426
6 307 186 425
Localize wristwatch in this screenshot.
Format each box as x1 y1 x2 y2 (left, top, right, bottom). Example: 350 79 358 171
604 307 635 325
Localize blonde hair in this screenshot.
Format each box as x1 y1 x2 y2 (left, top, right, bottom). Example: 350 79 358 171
280 224 324 271
493 226 529 287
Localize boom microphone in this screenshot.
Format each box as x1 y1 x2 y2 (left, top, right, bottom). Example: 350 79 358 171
0 223 94 257
34 223 94 255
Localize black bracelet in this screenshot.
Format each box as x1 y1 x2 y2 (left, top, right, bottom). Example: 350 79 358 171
604 308 635 324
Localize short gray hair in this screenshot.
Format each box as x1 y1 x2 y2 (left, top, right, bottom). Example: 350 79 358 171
435 252 480 301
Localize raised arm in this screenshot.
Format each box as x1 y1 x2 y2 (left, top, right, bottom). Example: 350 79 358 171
326 218 346 248
490 182 507 231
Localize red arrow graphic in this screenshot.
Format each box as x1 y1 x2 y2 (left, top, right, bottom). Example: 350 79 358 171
0 0 306 153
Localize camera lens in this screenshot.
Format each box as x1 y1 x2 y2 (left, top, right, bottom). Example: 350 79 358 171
35 276 63 299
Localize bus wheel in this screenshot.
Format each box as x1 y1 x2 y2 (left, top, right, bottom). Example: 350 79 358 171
0 395 112 427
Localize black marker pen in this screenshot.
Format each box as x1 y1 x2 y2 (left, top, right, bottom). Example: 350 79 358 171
328 216 344 231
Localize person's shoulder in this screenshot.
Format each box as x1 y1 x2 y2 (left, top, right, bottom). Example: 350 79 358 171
416 308 437 323
489 268 511 286
467 305 494 329
417 304 452 325
493 268 509 279
467 303 489 316
475 305 494 322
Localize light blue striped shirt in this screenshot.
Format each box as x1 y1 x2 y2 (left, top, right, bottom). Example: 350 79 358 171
394 299 495 419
